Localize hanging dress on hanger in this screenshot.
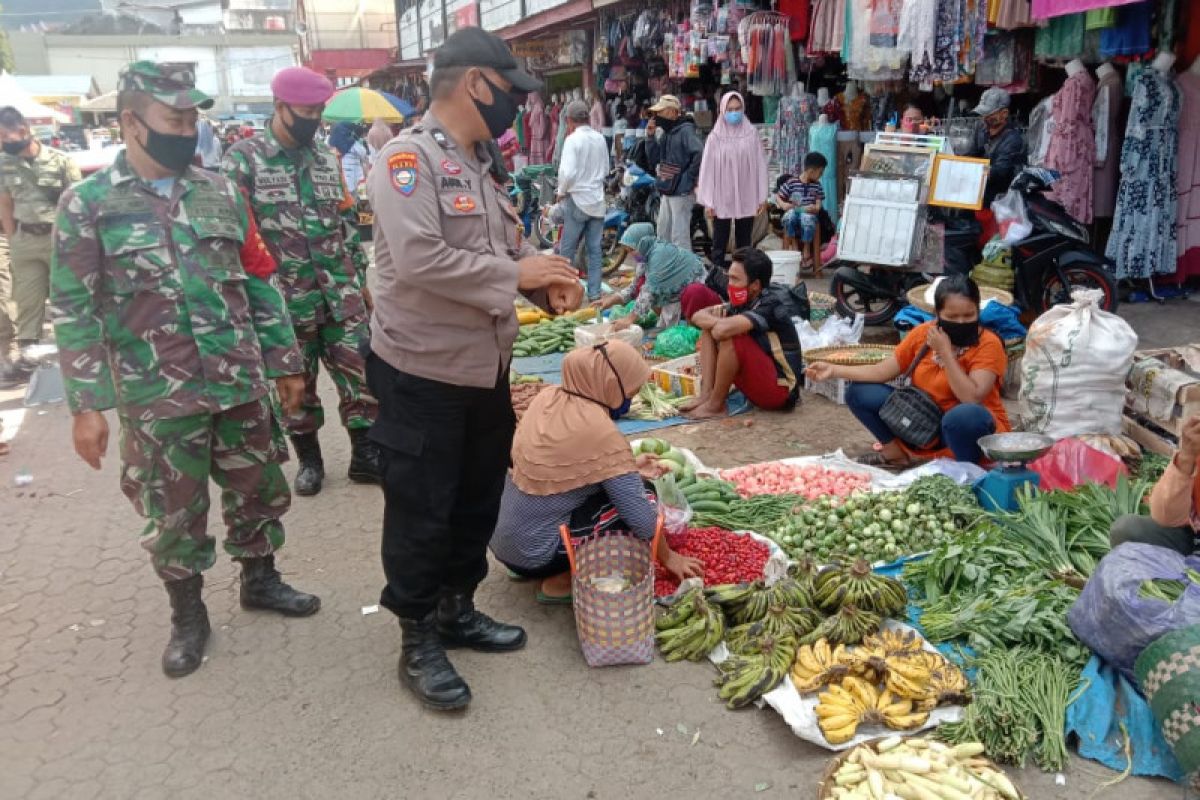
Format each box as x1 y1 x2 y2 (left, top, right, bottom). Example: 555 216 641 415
1045 69 1097 224
1105 68 1182 280
775 92 818 176
1092 67 1122 219
1176 69 1200 283
808 117 840 225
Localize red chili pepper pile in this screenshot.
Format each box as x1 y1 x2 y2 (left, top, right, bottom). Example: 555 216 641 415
654 526 771 597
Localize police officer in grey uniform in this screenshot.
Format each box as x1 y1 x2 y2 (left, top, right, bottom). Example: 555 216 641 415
367 27 583 711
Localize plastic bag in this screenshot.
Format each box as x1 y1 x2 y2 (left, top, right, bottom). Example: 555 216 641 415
652 473 693 535
653 324 700 358
991 188 1032 244
574 321 644 350
1067 543 1200 679
1020 288 1138 438
610 301 657 329
804 312 865 348
1031 438 1127 491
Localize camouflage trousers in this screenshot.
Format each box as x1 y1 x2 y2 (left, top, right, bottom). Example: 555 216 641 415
281 314 377 435
0 235 14 349
119 396 291 582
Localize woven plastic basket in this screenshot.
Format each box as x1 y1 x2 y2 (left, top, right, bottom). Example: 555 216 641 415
805 344 897 366
1134 623 1200 775
560 523 659 668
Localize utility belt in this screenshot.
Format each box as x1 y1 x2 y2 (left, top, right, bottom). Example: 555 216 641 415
16 222 53 236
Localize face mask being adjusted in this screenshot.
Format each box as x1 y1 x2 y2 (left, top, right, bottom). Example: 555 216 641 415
473 74 520 140
728 285 751 307
133 114 197 174
937 318 981 348
282 105 321 146
2 139 32 156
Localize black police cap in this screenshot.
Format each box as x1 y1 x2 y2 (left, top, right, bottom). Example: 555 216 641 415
434 26 542 93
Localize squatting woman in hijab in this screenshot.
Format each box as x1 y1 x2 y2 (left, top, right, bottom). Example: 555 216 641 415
594 222 706 331
489 342 703 603
696 92 769 271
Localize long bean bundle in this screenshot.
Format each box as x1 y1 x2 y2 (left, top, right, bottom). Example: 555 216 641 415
936 647 1080 771
691 494 806 532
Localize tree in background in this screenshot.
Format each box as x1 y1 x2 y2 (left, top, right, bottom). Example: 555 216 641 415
0 5 14 73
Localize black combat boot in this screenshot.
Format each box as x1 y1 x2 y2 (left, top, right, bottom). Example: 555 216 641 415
399 614 471 710
162 574 211 678
346 427 383 485
236 554 321 617
436 591 527 652
289 432 324 496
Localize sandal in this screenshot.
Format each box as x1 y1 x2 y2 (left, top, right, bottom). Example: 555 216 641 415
854 451 913 473
535 590 573 606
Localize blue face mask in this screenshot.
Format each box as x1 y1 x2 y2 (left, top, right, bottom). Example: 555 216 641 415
610 397 632 420
724 110 744 126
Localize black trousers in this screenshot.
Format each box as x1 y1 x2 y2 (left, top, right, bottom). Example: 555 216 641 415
366 353 515 619
710 216 755 269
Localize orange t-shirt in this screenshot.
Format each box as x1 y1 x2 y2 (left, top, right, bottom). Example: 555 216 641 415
894 321 1011 456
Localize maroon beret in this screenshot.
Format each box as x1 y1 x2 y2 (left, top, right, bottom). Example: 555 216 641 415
271 67 335 105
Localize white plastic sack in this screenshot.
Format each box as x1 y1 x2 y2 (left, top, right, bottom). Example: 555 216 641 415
1020 288 1137 438
992 188 1032 244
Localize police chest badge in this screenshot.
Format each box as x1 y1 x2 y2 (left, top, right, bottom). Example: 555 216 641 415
452 195 476 213
389 152 419 196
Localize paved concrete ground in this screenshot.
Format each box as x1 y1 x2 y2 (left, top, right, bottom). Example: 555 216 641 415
1 291 1194 799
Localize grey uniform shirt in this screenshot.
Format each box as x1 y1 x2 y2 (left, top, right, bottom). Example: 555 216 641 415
368 112 541 388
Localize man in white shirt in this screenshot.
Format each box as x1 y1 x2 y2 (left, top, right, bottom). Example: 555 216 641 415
555 100 610 300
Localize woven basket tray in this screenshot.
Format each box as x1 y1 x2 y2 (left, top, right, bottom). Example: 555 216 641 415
805 344 897 366
815 739 1025 800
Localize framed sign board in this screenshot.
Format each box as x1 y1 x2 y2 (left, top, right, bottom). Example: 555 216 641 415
928 154 990 210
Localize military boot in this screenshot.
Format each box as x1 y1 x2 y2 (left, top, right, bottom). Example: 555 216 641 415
236 554 321 617
162 575 211 678
399 614 471 710
436 591 527 652
289 432 324 496
346 427 383 485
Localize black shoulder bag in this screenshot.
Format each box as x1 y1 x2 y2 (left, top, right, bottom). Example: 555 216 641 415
878 345 943 450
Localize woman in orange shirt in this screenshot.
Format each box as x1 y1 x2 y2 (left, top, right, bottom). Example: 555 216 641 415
1109 415 1200 555
806 276 1010 467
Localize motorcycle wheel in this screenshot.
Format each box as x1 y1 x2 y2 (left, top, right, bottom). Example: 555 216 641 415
534 214 559 249
1039 263 1119 313
831 269 915 327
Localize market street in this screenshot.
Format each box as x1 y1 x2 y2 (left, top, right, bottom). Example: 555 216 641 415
1 291 1195 799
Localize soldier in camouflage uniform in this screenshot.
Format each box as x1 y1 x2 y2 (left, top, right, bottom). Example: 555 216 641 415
51 61 322 678
0 105 81 379
223 66 381 497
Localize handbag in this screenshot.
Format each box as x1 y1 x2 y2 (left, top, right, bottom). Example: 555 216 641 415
879 345 943 450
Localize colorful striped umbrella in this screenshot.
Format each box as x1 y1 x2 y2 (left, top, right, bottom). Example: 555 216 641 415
322 87 403 123
379 92 416 119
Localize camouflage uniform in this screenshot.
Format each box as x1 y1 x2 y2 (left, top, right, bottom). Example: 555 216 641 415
0 142 80 343
0 234 13 352
223 128 376 435
51 145 305 580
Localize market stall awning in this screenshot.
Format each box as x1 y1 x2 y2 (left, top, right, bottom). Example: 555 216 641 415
0 73 72 123
308 48 395 80
493 0 595 41
80 91 118 114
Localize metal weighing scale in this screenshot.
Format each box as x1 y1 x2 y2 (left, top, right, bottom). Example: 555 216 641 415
973 432 1055 512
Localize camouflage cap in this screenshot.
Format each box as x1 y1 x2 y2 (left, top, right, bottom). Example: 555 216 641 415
118 61 214 110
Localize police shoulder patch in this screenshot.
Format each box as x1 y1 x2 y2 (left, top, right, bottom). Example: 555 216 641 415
389 151 420 196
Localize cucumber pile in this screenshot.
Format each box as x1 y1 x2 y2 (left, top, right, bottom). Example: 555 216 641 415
634 438 739 515
513 317 582 357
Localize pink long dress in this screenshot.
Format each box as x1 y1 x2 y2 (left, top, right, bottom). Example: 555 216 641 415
1177 70 1200 282
1045 69 1096 225
527 94 550 165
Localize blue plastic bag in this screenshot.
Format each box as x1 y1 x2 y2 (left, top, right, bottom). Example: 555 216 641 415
1068 543 1200 679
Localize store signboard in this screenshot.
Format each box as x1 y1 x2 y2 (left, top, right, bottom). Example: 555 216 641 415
448 0 479 34
511 37 562 58
480 0 520 30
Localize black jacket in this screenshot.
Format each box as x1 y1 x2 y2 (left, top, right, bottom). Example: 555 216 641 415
973 122 1028 206
645 117 703 197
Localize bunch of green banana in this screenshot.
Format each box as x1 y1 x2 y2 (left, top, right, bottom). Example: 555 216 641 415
760 603 823 640
708 579 815 626
724 620 767 656
800 603 882 646
654 591 726 662
814 558 908 617
769 576 814 609
655 586 704 631
714 634 797 709
787 557 821 599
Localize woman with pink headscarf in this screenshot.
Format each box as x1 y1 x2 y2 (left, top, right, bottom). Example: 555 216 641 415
697 92 769 271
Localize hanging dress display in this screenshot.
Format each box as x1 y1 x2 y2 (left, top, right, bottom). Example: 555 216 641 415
899 0 937 85
1099 0 1152 59
995 0 1032 29
808 118 840 225
1045 69 1097 225
809 0 847 54
527 93 550 165
1105 68 1181 280
1176 68 1200 282
1092 67 1122 219
1035 12 1084 60
775 92 818 176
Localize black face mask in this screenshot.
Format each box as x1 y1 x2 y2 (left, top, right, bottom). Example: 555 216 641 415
282 105 321 146
655 115 678 132
133 114 197 174
938 318 981 348
2 139 31 156
472 74 520 140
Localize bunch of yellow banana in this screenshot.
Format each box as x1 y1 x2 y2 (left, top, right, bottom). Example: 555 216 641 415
862 627 924 658
884 650 970 710
654 590 725 662
713 634 796 709
815 676 930 744
790 638 853 693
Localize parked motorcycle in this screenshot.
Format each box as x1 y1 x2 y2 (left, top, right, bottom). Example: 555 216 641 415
830 167 1118 325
